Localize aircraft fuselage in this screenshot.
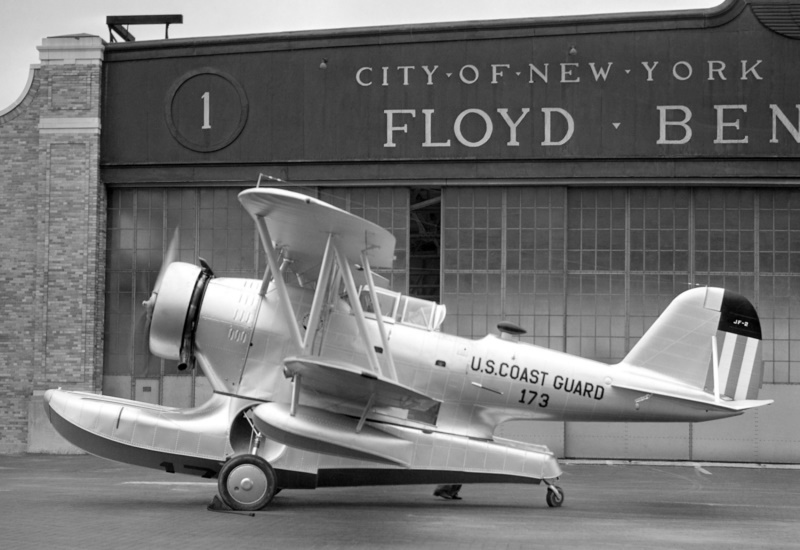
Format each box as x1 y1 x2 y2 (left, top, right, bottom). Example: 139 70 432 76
196 277 737 442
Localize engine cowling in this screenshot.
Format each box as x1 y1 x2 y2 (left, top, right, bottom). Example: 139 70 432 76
149 262 208 365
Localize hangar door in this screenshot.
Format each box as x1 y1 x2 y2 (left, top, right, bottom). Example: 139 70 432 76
441 186 800 463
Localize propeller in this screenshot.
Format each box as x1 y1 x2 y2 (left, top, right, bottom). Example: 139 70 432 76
141 227 181 356
132 227 215 373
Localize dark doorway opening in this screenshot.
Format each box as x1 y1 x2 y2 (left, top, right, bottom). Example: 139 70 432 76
408 188 441 302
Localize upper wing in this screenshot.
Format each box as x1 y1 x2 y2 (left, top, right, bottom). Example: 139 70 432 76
239 187 396 283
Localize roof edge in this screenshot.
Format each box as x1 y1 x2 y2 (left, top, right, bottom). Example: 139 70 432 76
105 0 746 57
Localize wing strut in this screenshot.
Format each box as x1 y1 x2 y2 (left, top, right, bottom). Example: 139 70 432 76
333 239 384 377
302 234 335 354
254 216 304 349
360 250 397 381
240 187 400 381
258 263 272 296
290 374 301 416
356 393 376 433
252 214 396 378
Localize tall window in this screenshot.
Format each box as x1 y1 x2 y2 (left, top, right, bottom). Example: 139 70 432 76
758 189 800 384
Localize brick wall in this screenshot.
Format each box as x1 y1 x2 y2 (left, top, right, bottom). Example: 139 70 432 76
0 36 105 453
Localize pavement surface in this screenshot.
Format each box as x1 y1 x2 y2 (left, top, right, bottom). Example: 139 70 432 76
1 454 798 549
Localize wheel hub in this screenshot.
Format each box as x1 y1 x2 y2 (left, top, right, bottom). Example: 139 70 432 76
227 464 268 506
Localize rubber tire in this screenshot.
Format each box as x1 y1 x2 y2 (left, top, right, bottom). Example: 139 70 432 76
546 486 564 508
218 455 277 511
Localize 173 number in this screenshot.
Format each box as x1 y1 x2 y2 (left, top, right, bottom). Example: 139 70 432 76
519 389 549 408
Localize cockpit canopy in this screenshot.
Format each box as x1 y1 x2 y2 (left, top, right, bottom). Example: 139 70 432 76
358 286 446 331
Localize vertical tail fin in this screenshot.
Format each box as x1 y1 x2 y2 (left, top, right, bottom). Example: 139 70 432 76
621 287 764 401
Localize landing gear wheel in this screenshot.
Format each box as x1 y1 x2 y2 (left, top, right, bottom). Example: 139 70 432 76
218 455 277 511
546 485 564 508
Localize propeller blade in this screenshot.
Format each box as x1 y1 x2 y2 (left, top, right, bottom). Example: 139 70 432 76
153 227 180 294
135 308 152 358
141 227 180 357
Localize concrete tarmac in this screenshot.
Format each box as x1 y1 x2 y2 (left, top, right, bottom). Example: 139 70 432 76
1 454 798 549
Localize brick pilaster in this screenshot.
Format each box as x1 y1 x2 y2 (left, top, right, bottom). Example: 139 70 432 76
0 35 105 453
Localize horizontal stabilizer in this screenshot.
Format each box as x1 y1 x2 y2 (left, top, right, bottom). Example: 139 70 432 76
284 356 441 425
611 379 773 413
251 402 413 466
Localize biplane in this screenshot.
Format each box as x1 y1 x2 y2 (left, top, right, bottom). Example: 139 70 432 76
44 180 773 511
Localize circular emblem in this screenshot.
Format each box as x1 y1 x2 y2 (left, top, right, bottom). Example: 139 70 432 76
165 68 248 152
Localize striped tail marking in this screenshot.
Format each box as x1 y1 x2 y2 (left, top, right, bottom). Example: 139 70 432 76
705 291 763 401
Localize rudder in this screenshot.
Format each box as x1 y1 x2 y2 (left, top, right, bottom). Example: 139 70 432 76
704 290 763 400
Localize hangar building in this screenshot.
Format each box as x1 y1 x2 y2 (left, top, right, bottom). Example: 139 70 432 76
1 0 799 462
